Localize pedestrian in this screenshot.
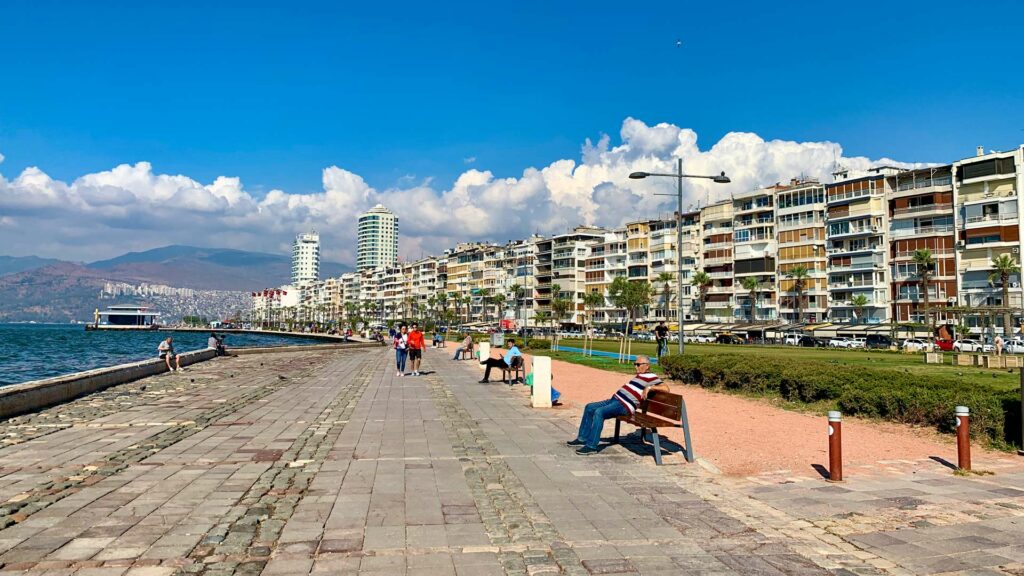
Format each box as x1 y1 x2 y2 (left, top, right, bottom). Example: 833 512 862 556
393 324 409 377
995 335 1004 356
478 338 522 383
207 332 226 356
654 321 669 358
158 337 182 371
567 355 667 455
408 322 426 376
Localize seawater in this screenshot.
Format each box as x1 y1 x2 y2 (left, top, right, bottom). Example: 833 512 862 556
0 324 318 386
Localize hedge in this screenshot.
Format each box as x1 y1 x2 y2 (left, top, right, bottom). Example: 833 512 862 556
525 339 551 350
659 353 1021 447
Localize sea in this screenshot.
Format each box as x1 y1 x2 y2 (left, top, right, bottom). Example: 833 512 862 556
0 323 319 386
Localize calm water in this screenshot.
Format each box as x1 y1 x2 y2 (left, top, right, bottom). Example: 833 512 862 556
0 324 319 386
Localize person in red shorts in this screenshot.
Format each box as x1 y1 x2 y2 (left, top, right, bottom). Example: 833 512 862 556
407 322 426 376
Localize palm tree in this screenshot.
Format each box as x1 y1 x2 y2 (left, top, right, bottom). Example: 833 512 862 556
461 295 473 325
509 283 524 328
492 293 506 328
583 291 605 355
741 276 760 323
534 311 552 341
478 288 491 324
851 293 869 324
655 272 674 320
785 265 811 323
911 248 935 331
690 271 712 323
989 254 1021 338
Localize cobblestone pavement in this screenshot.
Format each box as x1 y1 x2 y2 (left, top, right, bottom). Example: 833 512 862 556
0 348 1021 575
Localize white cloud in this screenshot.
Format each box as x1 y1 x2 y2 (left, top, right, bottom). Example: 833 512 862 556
0 118 929 267
463 156 477 164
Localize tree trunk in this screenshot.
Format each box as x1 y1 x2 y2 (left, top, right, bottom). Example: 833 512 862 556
1004 278 1013 338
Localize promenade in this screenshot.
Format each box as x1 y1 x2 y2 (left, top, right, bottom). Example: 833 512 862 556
0 347 1021 575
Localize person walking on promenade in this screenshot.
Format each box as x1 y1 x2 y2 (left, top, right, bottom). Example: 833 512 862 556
158 337 181 371
654 321 669 358
478 338 522 383
567 355 667 455
995 335 1004 356
453 333 474 360
408 322 426 376
393 324 409 377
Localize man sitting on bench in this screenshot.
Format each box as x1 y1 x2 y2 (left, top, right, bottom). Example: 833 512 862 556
478 339 521 383
452 333 474 360
567 355 667 455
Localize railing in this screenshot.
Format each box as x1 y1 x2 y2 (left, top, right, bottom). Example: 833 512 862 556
829 227 879 237
892 248 954 259
896 175 952 191
827 188 874 203
966 213 1019 224
734 235 773 243
892 202 953 217
829 259 883 272
778 218 824 230
703 257 732 266
703 241 732 249
890 225 955 238
828 280 875 288
708 271 732 279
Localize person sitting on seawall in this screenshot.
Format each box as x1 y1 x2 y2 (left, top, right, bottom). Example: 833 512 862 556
567 355 667 455
207 332 227 356
478 338 522 383
158 336 182 372
452 333 474 360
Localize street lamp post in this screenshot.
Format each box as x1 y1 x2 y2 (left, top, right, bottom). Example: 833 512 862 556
630 159 730 354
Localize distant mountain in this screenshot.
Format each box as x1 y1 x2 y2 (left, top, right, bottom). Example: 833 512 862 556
0 255 67 277
86 245 352 291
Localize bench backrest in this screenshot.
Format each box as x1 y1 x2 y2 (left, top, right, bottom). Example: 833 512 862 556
508 355 524 369
642 390 683 423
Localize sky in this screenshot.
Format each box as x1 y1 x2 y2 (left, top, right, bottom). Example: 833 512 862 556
1 0 1022 265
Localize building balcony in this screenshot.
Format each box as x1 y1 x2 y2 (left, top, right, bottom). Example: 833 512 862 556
703 241 732 250
828 279 876 289
892 248 954 260
707 271 732 279
703 256 732 266
889 225 955 238
890 203 953 219
828 226 882 239
964 213 1019 227
778 218 824 230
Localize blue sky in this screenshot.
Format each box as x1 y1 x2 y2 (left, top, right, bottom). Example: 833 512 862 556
2 0 1022 196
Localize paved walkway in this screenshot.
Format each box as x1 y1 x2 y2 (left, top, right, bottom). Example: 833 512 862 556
0 347 1020 575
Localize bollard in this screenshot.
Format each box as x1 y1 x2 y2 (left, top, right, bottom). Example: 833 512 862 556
827 411 843 482
478 342 490 371
1019 367 1024 456
531 356 552 408
955 406 971 471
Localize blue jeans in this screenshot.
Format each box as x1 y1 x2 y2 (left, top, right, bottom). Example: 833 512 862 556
396 348 408 372
576 398 629 449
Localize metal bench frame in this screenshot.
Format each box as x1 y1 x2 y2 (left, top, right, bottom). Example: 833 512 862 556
502 355 525 385
612 390 695 465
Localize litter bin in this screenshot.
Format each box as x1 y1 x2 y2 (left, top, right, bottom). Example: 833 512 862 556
490 332 505 348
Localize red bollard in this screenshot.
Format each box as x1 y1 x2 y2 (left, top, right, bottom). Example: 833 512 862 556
828 411 843 482
956 406 971 471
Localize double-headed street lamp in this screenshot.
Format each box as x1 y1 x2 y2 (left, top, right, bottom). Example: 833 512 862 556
629 158 731 354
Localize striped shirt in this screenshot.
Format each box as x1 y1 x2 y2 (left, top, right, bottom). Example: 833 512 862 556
613 373 663 414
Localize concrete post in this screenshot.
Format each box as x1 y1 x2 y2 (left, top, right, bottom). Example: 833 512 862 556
532 356 552 408
827 411 843 482
955 405 971 471
478 342 490 370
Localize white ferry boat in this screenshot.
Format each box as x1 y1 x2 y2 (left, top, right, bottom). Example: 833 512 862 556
87 305 162 330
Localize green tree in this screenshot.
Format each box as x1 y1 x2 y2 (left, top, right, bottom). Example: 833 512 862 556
785 265 811 323
655 271 674 320
689 271 712 323
608 277 653 360
741 276 760 323
911 248 935 332
989 253 1021 337
583 290 606 356
492 293 506 327
850 293 869 324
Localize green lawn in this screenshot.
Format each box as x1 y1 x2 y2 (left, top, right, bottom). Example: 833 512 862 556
547 338 1021 392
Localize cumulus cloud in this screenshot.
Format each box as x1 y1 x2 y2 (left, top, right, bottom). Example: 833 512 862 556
0 118 928 267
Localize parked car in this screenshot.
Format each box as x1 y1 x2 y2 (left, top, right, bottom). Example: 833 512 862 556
798 336 826 347
715 334 745 344
1004 339 1024 354
934 339 954 352
902 338 930 352
828 337 851 348
848 338 867 349
952 339 992 353
783 334 801 346
865 335 893 349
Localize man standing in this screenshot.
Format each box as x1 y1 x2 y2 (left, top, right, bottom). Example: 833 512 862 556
408 322 426 376
567 355 667 455
654 321 669 358
478 338 521 383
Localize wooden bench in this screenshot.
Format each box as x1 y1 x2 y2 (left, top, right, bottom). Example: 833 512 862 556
612 390 694 465
502 355 525 385
457 346 474 360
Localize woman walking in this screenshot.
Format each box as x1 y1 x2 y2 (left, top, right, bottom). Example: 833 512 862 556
393 324 409 377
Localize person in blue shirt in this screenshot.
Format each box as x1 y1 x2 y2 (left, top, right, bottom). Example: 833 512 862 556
478 339 522 383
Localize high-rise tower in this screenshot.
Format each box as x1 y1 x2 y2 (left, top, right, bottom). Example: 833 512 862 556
291 231 320 284
357 204 399 270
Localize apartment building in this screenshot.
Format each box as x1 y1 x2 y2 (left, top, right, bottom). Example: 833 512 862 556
825 167 894 323
886 166 957 324
953 146 1024 331
733 187 778 322
775 179 828 323
550 227 605 325
700 200 735 321
584 228 627 326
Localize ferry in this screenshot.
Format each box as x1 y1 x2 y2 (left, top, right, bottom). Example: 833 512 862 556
85 305 162 330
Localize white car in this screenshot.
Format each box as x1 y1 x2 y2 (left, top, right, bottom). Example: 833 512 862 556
952 339 992 353
685 334 714 343
849 338 867 349
829 337 851 348
902 338 930 352
1003 339 1024 354
783 335 800 346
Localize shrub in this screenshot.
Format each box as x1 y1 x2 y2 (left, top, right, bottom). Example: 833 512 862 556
659 353 1018 447
525 339 551 350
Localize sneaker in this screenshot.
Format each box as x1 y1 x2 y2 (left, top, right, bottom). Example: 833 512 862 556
566 439 585 446
575 446 599 455
478 379 489 384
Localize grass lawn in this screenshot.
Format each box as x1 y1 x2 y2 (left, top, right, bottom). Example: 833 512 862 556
545 338 1021 393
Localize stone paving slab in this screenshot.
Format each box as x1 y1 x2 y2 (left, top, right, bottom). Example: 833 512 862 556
0 347 1020 574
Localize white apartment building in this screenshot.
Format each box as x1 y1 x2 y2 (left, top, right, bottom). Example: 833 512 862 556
291 231 320 284
356 204 399 271
700 200 735 321
775 179 828 323
733 187 778 322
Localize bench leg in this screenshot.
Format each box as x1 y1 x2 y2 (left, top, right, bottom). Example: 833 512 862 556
650 427 663 466
613 419 621 444
679 398 696 463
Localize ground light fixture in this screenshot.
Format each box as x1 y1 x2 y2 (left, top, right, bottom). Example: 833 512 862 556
628 160 730 354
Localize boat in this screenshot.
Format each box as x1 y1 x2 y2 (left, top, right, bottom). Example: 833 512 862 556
86 305 162 330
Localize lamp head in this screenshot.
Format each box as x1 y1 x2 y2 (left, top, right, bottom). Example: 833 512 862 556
628 172 649 179
713 172 731 184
